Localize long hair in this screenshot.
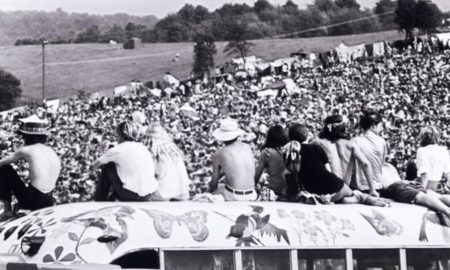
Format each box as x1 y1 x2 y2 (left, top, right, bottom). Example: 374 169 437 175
288 123 309 143
419 126 440 147
262 125 289 149
319 115 349 142
359 112 382 131
22 134 47 145
116 121 138 142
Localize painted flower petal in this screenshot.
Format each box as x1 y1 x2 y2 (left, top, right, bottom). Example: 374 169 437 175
60 253 76 262
54 246 64 259
43 254 55 263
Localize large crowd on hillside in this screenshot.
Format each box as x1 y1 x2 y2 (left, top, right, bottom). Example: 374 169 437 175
0 36 450 211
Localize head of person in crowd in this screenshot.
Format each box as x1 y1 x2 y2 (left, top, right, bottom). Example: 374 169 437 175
262 125 289 150
419 126 440 147
319 115 349 142
116 121 138 143
212 118 244 145
359 112 383 134
288 123 309 143
17 115 49 145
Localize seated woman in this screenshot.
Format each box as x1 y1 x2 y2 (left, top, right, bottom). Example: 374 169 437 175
93 121 161 201
285 123 386 206
415 126 450 192
254 125 289 199
144 124 190 201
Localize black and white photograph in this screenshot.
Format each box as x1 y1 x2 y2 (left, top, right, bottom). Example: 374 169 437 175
0 0 450 269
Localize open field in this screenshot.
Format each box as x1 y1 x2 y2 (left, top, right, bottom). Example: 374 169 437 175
0 30 403 101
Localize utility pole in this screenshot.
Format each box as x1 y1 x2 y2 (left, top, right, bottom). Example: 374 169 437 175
41 40 48 102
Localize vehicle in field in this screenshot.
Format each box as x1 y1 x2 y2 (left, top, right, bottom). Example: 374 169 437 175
0 201 449 270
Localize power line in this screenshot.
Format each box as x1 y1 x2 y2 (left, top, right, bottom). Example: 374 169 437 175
268 10 396 39
45 49 189 67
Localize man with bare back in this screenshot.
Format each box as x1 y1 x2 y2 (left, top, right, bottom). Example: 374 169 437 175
209 118 257 201
0 115 61 221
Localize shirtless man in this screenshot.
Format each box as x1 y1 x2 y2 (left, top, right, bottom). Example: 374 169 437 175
210 118 256 201
0 115 61 221
312 115 379 196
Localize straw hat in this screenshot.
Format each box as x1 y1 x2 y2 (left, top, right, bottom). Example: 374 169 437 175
17 115 49 136
212 118 244 141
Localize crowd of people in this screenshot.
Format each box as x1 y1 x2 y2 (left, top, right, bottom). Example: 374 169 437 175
0 36 449 213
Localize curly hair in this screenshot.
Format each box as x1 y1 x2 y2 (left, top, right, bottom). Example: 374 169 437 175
359 112 382 131
262 125 289 149
419 126 440 147
319 115 349 142
116 121 138 142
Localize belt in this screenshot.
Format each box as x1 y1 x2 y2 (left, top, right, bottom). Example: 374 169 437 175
225 185 254 195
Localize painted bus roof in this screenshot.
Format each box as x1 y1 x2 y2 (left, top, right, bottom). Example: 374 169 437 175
0 201 449 265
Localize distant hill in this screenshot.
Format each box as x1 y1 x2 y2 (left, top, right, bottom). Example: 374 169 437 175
0 9 158 46
0 30 402 101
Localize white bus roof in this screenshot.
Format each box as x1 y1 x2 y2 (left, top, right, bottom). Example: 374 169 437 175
0 201 448 265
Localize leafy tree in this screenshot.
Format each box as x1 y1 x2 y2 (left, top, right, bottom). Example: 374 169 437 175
374 0 398 29
282 0 300 15
314 0 338 13
335 0 360 9
395 0 418 37
254 0 274 14
103 24 127 43
75 25 102 43
0 69 22 111
416 0 442 33
223 19 254 68
192 34 217 77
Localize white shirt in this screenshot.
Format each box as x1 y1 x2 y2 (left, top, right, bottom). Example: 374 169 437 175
416 145 450 182
98 141 158 196
353 131 386 190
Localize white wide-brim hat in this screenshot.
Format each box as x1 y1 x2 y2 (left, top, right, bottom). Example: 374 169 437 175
212 118 244 141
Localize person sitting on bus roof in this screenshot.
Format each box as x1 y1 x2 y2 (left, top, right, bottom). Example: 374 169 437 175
287 123 387 206
415 126 450 192
312 115 379 197
354 112 450 219
143 123 189 201
93 121 161 201
209 118 257 201
254 125 289 199
0 115 61 221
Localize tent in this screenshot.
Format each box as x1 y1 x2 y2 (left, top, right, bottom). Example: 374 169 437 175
114 85 129 96
231 56 259 65
162 73 180 89
437 33 450 46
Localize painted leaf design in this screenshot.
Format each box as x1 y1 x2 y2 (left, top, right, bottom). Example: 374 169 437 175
60 253 76 262
17 223 32 239
68 232 79 242
55 246 64 260
43 254 55 263
4 226 18 241
80 237 96 245
42 209 54 216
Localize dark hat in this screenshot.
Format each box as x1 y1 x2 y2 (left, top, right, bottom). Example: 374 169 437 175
17 115 49 136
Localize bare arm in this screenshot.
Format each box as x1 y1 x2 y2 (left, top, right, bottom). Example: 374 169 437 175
0 150 25 167
419 172 429 188
209 154 220 192
254 151 266 185
351 143 378 197
92 159 103 170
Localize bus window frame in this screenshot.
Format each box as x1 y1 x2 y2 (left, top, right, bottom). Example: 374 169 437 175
160 246 450 270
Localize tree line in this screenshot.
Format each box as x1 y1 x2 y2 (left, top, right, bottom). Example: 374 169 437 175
10 0 446 46
0 9 156 46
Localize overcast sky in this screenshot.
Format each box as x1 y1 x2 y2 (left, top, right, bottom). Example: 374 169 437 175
1 0 449 18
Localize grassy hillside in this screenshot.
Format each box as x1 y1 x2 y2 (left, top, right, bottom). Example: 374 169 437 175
0 30 403 101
